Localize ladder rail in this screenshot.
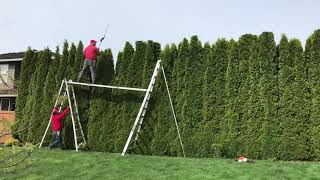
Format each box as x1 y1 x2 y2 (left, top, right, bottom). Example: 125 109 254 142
70 85 87 144
162 66 186 157
65 79 79 151
134 76 157 141
121 60 161 156
39 80 65 148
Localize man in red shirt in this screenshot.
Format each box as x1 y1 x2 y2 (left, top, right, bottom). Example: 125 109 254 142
77 40 99 84
48 106 70 149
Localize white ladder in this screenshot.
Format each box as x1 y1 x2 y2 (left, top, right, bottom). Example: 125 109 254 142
65 80 87 151
39 79 87 151
121 60 185 156
122 60 167 155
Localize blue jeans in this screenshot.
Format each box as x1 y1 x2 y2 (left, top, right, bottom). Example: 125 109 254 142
77 60 96 84
48 131 62 148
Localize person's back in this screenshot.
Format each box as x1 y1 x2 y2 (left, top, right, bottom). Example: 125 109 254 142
48 106 70 149
51 107 70 131
84 44 99 61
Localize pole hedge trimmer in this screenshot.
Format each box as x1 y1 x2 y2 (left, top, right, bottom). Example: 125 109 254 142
98 24 109 49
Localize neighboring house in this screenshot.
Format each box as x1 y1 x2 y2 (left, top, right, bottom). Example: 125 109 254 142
0 52 23 144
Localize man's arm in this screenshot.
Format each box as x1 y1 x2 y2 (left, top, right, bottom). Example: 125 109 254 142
83 47 87 58
59 107 70 119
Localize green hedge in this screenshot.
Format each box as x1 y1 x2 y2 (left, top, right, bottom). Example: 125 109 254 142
15 29 320 161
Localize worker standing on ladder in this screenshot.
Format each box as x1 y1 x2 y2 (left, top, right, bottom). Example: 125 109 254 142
77 40 99 84
48 106 70 149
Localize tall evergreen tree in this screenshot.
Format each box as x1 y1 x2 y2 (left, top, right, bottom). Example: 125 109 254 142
221 40 240 157
136 41 161 154
149 45 175 155
309 29 320 160
278 39 310 160
113 42 136 152
237 34 258 151
169 39 189 155
26 49 52 142
203 39 229 157
66 43 76 80
193 42 211 157
123 41 146 153
72 41 84 81
13 49 36 135
37 47 61 143
141 40 156 88
87 50 114 151
244 39 261 158
180 35 203 156
257 32 277 159
277 35 291 159
56 41 69 85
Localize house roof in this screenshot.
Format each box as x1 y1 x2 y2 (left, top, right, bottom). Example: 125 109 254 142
0 52 25 62
0 52 26 59
0 50 54 62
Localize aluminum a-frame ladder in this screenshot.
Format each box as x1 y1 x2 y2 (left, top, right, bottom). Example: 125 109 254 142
121 60 185 157
39 79 86 151
39 60 185 156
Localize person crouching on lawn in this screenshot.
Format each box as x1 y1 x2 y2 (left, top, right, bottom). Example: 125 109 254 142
48 106 70 149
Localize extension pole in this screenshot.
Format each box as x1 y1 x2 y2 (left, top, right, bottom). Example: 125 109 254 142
98 24 109 49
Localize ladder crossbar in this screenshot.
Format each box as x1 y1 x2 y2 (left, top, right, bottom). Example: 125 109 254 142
67 80 147 92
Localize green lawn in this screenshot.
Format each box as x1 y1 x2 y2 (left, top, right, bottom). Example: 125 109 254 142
1 149 320 180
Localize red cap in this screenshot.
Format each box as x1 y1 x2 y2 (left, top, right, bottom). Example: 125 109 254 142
90 40 97 43
52 107 59 113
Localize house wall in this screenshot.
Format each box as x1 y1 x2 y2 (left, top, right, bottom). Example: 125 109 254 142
0 63 17 94
0 61 19 144
0 111 15 144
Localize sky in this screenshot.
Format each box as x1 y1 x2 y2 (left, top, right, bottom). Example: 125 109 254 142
1 0 319 58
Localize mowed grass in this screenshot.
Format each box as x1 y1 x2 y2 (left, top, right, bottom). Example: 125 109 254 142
1 149 320 180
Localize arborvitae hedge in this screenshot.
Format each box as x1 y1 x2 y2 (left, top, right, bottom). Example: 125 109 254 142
170 39 189 155
17 29 320 161
310 29 320 160
87 50 114 151
278 39 310 160
237 34 258 149
150 45 176 155
135 40 161 154
26 49 52 142
277 35 292 159
55 41 69 85
244 38 260 158
72 41 84 81
38 47 61 145
13 49 36 136
180 36 203 156
221 39 240 157
114 42 135 152
206 39 229 157
193 42 211 157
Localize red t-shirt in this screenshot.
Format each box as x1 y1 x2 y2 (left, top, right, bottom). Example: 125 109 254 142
51 107 70 131
84 45 99 61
